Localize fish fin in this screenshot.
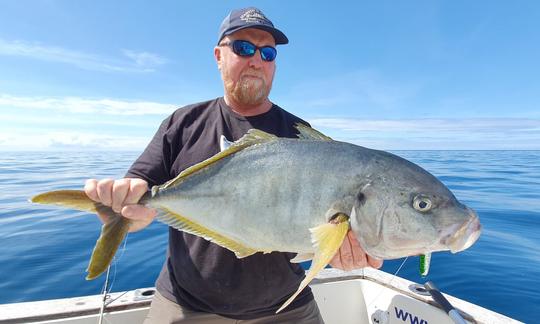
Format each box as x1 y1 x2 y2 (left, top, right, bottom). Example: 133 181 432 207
219 135 233 152
31 190 100 213
290 253 314 263
30 190 130 280
277 214 349 313
86 210 130 279
158 207 259 258
294 123 333 141
160 129 278 190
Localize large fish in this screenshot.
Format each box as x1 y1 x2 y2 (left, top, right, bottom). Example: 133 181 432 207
31 124 481 312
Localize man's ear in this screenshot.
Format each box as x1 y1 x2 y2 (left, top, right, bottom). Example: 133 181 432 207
214 46 222 70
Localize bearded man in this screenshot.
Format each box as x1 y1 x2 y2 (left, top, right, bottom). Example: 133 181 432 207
84 7 382 323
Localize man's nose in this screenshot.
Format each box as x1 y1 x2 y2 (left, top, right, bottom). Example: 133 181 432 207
248 50 264 68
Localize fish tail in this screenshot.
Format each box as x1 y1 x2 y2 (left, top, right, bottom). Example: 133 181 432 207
30 190 130 280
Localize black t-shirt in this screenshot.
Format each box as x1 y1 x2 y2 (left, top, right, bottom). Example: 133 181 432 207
126 97 314 319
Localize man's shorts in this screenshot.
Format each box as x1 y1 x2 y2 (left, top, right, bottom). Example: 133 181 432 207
143 290 325 324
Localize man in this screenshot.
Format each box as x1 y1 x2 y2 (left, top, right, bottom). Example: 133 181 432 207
85 7 382 323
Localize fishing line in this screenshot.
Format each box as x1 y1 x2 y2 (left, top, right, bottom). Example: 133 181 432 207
103 235 130 307
106 233 129 294
366 256 409 309
97 234 129 324
98 265 111 324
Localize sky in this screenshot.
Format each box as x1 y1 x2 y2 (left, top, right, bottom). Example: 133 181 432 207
0 1 539 151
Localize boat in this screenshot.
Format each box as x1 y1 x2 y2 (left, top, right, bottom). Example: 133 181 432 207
0 268 520 324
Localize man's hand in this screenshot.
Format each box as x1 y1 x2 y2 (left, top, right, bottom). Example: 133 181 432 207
84 178 157 232
329 230 383 271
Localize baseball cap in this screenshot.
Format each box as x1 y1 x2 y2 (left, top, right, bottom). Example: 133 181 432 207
217 7 289 45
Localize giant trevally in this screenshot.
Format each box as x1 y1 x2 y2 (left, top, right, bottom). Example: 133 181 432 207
31 124 481 313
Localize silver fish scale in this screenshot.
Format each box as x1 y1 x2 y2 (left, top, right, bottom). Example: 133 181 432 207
148 139 372 254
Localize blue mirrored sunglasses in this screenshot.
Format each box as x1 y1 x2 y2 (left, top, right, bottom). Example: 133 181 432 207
221 40 277 62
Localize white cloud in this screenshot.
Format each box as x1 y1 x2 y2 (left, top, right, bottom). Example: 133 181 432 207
1 116 539 151
0 38 167 72
0 130 149 151
2 91 539 150
0 94 179 151
123 50 168 67
309 117 540 150
310 117 540 133
0 94 177 115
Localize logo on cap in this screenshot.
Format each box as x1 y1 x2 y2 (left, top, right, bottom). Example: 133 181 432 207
240 9 271 25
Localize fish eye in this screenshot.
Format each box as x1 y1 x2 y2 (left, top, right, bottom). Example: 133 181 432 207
413 195 432 212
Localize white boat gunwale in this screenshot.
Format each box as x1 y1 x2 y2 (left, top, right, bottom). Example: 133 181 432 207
0 268 521 324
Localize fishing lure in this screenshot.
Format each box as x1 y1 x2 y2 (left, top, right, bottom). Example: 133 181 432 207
419 253 431 277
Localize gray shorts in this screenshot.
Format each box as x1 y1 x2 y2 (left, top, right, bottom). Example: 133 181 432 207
144 290 325 324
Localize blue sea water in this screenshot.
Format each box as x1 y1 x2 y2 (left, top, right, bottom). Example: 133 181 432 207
0 151 538 322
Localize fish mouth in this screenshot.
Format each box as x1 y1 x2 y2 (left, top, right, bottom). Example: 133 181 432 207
443 208 482 253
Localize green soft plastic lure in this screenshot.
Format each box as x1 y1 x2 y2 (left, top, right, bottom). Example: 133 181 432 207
419 253 431 277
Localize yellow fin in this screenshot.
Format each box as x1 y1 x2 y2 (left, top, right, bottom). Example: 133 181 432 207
158 207 259 258
294 123 333 141
86 212 130 280
277 214 349 313
31 190 99 213
160 129 277 191
30 190 130 280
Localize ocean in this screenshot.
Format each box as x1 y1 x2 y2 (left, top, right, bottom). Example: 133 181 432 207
0 150 538 323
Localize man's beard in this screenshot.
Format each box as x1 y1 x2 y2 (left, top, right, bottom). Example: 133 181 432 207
224 69 273 106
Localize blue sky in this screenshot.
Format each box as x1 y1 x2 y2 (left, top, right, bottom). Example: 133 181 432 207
1 1 539 150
